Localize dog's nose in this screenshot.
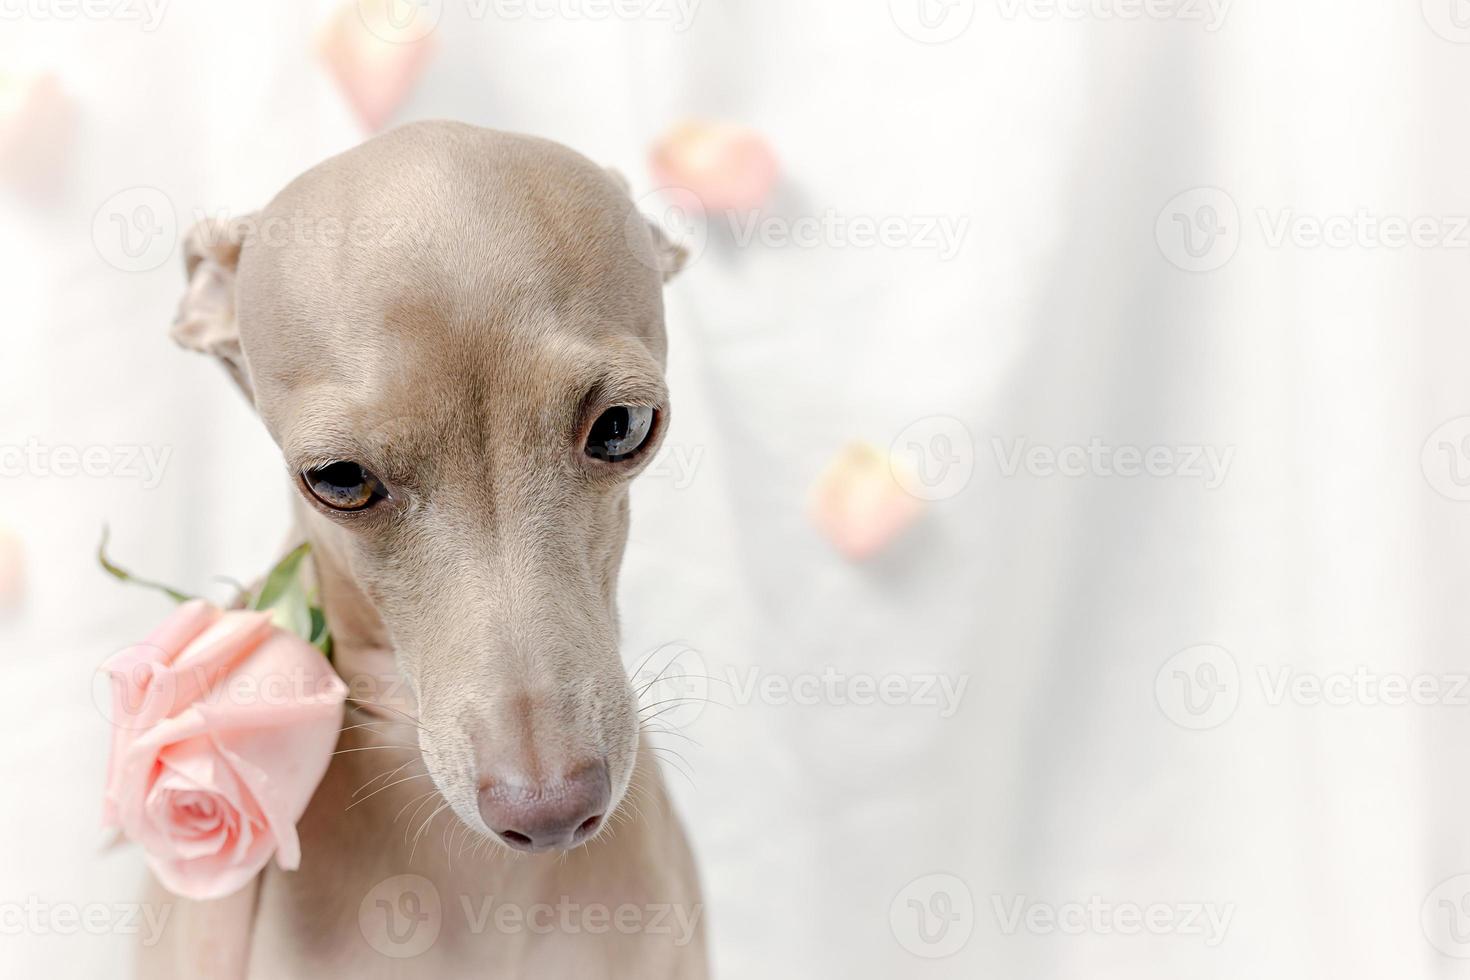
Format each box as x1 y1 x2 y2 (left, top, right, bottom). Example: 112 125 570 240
477 761 610 853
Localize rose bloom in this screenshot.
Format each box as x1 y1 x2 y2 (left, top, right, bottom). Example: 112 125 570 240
102 600 346 900
650 120 780 212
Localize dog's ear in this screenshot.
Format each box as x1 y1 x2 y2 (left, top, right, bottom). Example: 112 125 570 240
172 215 254 399
607 167 690 284
644 221 690 284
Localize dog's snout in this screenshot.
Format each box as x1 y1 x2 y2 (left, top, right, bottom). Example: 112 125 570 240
477 761 611 853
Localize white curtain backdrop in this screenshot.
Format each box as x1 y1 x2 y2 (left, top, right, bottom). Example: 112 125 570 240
3 2 1470 977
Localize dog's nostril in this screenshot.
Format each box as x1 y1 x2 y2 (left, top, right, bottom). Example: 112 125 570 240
499 830 533 847
575 814 602 838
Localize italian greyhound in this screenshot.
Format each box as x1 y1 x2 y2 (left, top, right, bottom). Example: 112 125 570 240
139 121 707 978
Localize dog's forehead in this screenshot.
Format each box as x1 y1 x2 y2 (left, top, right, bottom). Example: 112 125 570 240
235 122 668 444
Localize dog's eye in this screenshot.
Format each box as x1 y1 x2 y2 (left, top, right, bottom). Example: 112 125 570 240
585 407 656 463
302 462 387 511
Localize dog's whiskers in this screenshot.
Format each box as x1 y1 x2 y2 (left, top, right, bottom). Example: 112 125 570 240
331 744 421 757
639 722 701 746
410 801 453 861
344 771 435 810
343 697 432 733
352 757 420 799
394 788 441 827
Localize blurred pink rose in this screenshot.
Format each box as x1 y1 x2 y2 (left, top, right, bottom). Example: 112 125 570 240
810 443 924 561
650 120 780 212
102 601 346 900
0 72 74 196
318 0 436 133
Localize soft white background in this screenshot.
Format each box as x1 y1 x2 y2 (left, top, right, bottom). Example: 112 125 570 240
4 1 1470 977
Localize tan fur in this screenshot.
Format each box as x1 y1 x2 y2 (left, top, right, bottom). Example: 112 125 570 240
143 122 705 979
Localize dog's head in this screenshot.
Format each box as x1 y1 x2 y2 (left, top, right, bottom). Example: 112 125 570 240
171 122 687 852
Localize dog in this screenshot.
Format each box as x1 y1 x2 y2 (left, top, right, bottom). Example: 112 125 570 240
138 121 707 978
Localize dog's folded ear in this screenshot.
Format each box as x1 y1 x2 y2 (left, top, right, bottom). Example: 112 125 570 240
172 214 255 399
644 221 690 284
607 167 690 284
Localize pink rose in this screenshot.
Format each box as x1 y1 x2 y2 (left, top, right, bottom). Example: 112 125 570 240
650 120 780 212
102 600 346 900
